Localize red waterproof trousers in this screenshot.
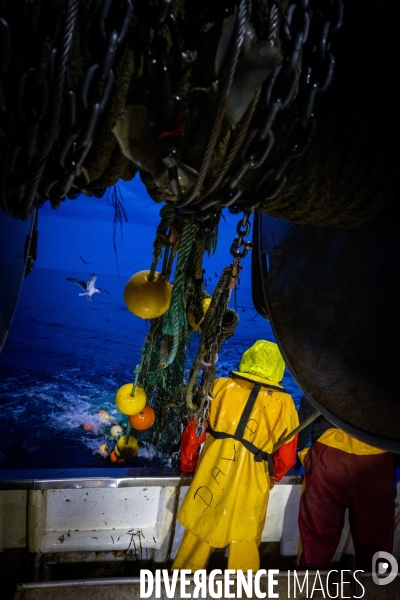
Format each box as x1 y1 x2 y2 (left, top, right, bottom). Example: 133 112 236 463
298 441 394 570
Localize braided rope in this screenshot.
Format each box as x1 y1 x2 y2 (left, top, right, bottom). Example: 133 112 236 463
179 0 247 207
194 235 206 280
149 205 176 280
202 89 261 200
161 219 198 366
185 266 232 411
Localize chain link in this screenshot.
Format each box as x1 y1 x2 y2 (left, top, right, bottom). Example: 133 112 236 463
195 287 230 439
195 209 252 438
43 0 133 202
170 0 342 220
230 209 253 263
1 0 343 219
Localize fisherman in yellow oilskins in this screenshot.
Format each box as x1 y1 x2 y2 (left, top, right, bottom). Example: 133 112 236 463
172 340 299 572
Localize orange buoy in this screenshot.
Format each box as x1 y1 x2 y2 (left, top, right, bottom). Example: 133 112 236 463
83 423 94 431
110 450 124 464
97 410 110 421
128 405 156 430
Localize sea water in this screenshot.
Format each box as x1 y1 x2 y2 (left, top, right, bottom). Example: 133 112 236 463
0 267 302 469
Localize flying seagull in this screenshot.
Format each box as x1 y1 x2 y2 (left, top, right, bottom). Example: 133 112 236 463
66 274 109 301
79 255 92 264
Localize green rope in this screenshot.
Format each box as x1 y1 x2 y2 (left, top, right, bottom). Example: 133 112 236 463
162 219 198 366
148 257 158 282
125 421 132 444
131 349 145 396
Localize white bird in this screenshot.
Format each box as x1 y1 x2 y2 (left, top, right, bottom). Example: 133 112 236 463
66 273 109 301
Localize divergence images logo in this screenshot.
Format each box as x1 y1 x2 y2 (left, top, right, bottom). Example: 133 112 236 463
372 551 398 586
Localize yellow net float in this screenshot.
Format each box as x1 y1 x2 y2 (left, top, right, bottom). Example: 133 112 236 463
123 270 172 319
115 383 147 415
98 443 110 457
187 296 211 331
116 435 139 459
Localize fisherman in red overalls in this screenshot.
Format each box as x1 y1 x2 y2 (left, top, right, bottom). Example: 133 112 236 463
297 396 395 570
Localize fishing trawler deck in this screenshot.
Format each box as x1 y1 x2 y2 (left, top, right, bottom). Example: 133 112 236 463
1 468 399 599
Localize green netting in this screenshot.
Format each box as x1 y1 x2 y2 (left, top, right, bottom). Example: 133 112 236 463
120 207 219 463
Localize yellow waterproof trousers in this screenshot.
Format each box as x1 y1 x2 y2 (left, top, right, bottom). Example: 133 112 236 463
172 530 260 572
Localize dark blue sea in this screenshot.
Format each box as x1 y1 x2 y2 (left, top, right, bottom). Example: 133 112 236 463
0 267 302 468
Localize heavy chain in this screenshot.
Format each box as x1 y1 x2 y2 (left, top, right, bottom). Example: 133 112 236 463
1 0 343 221
0 0 71 217
172 0 343 220
195 282 231 438
0 0 134 218
230 209 253 266
252 0 343 208
43 0 133 204
194 210 252 438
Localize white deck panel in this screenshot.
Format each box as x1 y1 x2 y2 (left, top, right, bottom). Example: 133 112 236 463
35 486 176 561
0 477 399 563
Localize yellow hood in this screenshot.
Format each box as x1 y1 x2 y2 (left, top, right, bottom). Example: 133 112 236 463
239 340 285 386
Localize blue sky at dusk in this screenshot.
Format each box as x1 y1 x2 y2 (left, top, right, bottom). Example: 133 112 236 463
36 177 252 288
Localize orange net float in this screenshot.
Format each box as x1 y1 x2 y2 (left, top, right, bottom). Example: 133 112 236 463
128 405 155 431
110 450 124 464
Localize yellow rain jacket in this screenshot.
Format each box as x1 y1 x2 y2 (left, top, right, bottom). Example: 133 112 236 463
178 341 299 548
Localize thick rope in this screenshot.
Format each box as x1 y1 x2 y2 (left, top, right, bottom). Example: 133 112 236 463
179 0 247 206
147 205 175 280
161 219 198 366
185 266 232 411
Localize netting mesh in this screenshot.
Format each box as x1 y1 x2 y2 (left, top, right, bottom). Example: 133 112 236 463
121 206 220 463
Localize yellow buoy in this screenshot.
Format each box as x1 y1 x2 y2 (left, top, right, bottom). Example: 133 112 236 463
188 296 212 331
124 270 172 319
115 383 147 415
99 443 109 457
116 435 139 459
